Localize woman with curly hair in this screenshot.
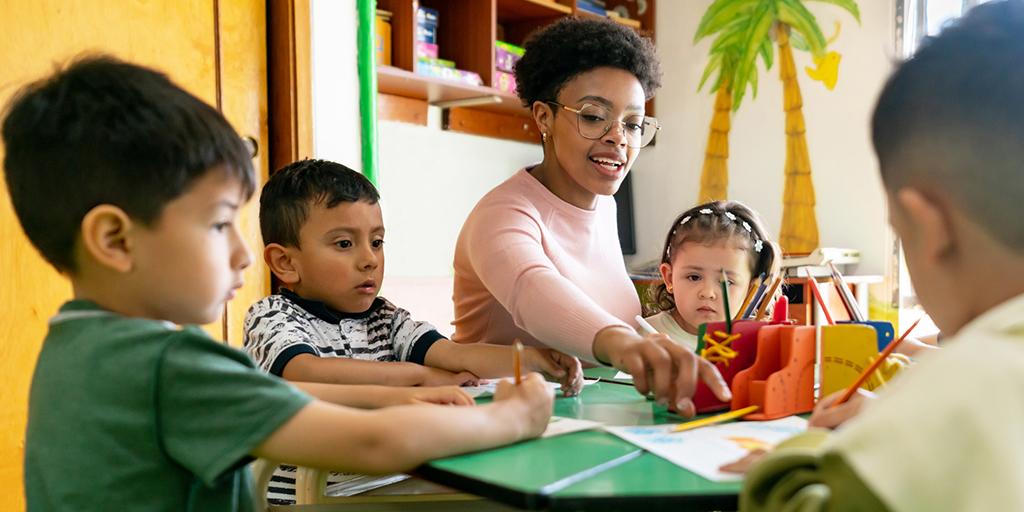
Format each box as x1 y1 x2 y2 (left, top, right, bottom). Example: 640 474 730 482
451 16 730 416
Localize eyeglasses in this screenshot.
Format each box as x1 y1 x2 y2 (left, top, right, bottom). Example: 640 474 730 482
547 101 660 148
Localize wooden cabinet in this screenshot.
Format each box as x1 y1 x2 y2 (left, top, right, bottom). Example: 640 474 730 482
376 0 656 142
0 1 269 509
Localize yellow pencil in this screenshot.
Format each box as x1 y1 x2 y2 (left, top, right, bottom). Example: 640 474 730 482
513 341 523 385
671 405 759 433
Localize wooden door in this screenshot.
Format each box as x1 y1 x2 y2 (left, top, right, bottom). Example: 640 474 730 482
0 1 269 508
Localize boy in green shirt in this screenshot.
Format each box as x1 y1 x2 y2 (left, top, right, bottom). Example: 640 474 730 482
3 56 553 512
740 2 1024 510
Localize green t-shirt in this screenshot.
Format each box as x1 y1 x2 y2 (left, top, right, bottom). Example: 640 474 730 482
25 300 313 512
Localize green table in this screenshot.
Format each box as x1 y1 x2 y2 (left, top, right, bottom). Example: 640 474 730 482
415 368 742 511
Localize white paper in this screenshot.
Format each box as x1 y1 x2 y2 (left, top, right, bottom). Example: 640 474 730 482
542 416 603 438
605 416 808 482
463 378 598 398
613 371 633 381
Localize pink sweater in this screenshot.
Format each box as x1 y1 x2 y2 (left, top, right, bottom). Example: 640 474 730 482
451 169 640 362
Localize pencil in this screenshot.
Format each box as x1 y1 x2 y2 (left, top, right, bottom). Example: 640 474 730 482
721 269 732 333
672 405 759 433
742 279 769 319
513 340 523 385
755 275 783 320
635 315 658 336
827 261 863 322
802 268 835 325
736 273 763 322
831 317 921 408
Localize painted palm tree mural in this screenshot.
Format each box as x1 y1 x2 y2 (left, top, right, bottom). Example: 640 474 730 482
694 0 860 253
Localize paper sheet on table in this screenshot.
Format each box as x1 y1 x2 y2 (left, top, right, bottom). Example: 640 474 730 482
463 378 598 398
543 416 603 438
605 416 808 482
613 371 633 381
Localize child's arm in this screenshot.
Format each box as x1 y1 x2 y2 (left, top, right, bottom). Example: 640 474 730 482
423 339 584 396
291 382 475 408
283 354 480 387
253 373 554 474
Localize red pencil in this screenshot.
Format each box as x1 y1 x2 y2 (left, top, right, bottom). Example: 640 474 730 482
831 317 922 408
803 268 835 326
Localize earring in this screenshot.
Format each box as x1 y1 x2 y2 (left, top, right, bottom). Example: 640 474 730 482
541 132 548 143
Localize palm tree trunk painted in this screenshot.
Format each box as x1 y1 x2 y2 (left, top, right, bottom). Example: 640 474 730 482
777 24 819 253
698 82 732 203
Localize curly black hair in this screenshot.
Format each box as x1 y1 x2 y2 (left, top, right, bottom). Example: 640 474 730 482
514 16 662 107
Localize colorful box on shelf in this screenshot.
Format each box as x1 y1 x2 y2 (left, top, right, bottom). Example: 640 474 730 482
494 70 516 94
415 41 438 59
495 40 524 73
576 0 606 17
415 7 438 44
375 9 392 66
415 58 483 87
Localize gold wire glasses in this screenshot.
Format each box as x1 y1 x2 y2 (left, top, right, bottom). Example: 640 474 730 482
547 101 660 148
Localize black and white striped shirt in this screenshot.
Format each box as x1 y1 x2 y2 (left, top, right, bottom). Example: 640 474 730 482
243 289 445 376
243 289 446 504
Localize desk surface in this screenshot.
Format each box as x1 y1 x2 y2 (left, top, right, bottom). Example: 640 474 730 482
416 368 742 511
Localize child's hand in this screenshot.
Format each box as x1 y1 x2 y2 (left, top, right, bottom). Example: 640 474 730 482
524 347 584 396
719 449 769 474
492 372 554 439
418 366 480 387
808 388 876 429
402 386 476 406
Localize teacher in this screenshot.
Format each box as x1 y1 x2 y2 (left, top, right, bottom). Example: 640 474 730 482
451 16 729 416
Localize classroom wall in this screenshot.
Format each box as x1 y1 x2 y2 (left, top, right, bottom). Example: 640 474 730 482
309 0 363 169
310 1 897 279
629 1 897 275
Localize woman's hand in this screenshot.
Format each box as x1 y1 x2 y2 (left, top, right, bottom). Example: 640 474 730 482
593 326 731 417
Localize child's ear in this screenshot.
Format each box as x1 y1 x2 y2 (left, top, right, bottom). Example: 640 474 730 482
895 187 954 264
264 243 300 285
658 262 674 293
80 205 134 273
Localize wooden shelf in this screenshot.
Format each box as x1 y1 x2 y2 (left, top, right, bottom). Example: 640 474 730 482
575 8 642 30
377 65 527 116
496 0 572 21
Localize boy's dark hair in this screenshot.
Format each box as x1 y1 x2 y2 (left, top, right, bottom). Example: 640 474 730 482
872 0 1024 250
648 200 782 316
2 55 255 273
514 16 662 107
260 159 379 248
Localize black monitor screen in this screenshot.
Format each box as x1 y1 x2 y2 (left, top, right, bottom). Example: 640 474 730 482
614 172 636 255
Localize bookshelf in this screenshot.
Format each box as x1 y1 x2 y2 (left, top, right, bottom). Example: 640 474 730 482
376 0 656 143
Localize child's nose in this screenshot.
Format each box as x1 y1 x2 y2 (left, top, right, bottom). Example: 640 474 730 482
232 226 252 270
358 246 378 269
699 282 718 299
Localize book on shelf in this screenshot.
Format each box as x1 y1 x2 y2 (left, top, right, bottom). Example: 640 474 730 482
782 247 860 277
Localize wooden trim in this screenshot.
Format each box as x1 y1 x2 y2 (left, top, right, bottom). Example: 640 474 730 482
444 107 540 144
268 0 313 174
378 93 428 125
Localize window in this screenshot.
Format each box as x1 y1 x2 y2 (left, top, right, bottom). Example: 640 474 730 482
890 0 995 340
898 0 997 57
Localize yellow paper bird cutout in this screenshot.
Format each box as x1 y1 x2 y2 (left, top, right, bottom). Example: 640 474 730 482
806 51 841 90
